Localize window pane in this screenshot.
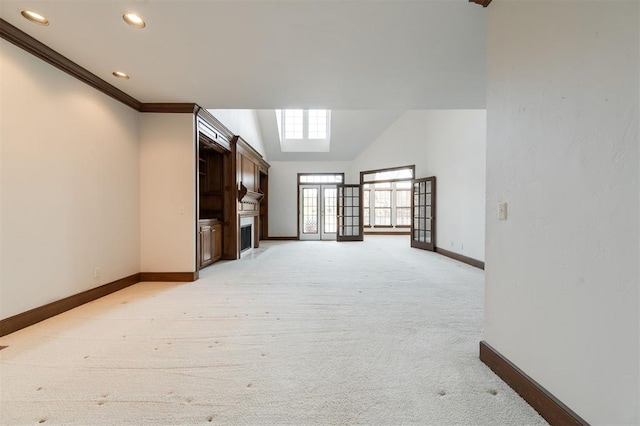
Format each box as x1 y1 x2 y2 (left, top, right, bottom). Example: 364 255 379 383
362 167 414 183
395 180 412 189
302 188 318 233
374 208 391 226
308 109 327 139
396 190 411 207
396 207 411 225
323 187 337 233
374 190 391 208
299 174 343 183
284 109 303 139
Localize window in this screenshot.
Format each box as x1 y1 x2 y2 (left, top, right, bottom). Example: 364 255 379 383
284 109 303 139
363 188 370 227
276 109 332 153
373 183 391 226
298 173 343 184
361 166 414 184
361 166 415 228
307 110 327 139
280 109 330 141
363 181 411 227
395 181 412 226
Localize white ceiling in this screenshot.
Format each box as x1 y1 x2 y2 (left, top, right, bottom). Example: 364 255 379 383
257 109 405 161
1 1 487 160
1 0 487 110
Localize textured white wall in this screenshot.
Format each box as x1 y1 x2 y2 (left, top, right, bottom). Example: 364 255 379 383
208 109 267 159
139 114 196 273
352 110 486 261
0 41 140 320
485 2 639 424
267 110 486 256
268 161 354 237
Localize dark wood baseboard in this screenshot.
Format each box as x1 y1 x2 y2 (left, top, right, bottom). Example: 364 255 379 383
435 247 485 270
0 270 200 337
139 272 198 282
469 0 492 7
479 341 589 426
264 237 299 241
0 273 140 337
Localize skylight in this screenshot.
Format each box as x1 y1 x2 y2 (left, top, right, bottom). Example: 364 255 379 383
307 110 328 140
283 109 304 139
275 109 331 152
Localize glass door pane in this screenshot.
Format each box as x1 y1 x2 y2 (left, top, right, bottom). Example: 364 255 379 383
411 177 436 251
300 186 320 240
337 184 363 241
322 186 337 239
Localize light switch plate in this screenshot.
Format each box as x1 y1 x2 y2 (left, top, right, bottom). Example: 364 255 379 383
498 202 508 220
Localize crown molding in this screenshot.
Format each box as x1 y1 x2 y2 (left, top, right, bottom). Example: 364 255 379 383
0 18 142 111
140 103 199 113
197 108 236 141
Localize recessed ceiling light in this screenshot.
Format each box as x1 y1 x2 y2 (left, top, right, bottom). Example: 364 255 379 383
112 71 130 80
122 12 146 29
21 10 50 26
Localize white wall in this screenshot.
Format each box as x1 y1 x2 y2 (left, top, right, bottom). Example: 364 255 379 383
139 114 196 273
485 2 639 424
352 110 486 261
0 40 140 320
268 161 354 237
208 109 267 159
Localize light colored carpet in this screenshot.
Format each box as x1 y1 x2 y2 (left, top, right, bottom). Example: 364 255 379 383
0 236 547 425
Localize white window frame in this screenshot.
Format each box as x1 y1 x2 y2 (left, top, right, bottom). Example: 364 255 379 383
281 109 330 142
363 181 412 228
275 109 332 152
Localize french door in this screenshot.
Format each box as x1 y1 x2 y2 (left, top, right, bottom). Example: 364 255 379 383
411 176 436 251
299 184 337 240
337 184 363 241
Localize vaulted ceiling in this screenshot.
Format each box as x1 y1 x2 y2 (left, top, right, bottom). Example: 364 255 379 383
1 0 487 159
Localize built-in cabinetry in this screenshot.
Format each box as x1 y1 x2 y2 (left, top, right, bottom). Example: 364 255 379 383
199 142 224 220
235 137 269 252
199 219 222 268
195 109 269 268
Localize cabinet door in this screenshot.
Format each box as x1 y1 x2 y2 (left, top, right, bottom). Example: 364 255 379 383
200 225 214 266
213 223 222 261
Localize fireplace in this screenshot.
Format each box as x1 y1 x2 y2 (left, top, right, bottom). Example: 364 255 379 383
240 224 252 252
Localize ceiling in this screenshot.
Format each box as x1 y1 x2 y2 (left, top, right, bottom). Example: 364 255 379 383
1 0 487 160
256 109 405 161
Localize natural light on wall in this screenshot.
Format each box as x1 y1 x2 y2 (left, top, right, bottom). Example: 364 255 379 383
275 109 331 152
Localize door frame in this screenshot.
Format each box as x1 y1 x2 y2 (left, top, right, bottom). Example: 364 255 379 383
296 173 345 240
298 184 338 241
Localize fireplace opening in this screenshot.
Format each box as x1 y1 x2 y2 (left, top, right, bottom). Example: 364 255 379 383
240 224 252 252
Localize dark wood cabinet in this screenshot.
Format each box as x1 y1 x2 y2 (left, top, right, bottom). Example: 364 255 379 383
199 145 224 220
196 111 269 262
213 222 222 261
199 219 222 268
200 222 214 267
